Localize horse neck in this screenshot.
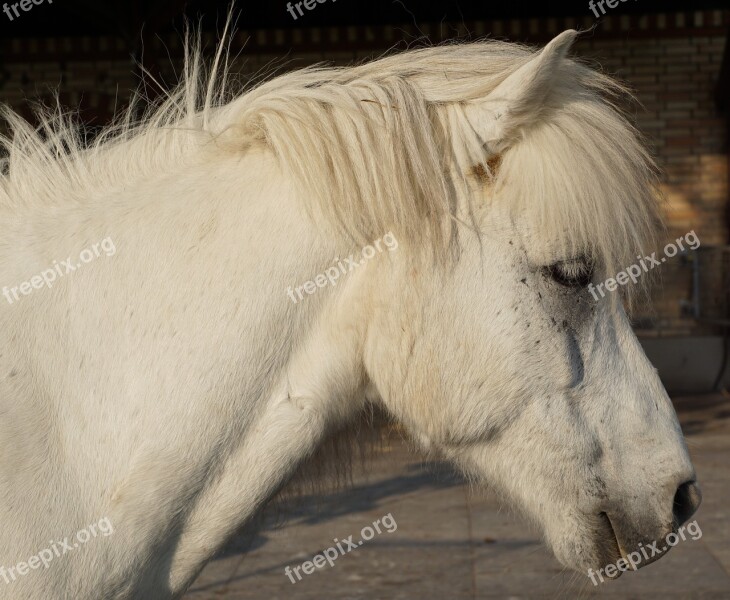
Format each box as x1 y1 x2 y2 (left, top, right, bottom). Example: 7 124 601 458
0 148 375 597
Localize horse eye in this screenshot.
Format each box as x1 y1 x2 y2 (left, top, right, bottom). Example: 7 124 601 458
544 257 594 288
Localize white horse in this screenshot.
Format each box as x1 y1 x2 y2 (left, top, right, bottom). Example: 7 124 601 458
0 29 701 598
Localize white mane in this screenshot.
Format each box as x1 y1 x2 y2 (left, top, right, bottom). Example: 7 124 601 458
0 32 660 285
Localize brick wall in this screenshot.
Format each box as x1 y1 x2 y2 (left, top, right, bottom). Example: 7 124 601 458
2 10 729 335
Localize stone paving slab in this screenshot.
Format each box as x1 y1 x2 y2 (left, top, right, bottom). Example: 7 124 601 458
184 395 730 599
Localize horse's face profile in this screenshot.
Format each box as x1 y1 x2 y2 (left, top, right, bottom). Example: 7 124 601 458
361 31 700 577
365 221 699 576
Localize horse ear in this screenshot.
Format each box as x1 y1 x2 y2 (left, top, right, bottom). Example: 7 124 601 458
464 29 578 154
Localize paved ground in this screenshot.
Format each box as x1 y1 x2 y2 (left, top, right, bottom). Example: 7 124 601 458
184 394 730 599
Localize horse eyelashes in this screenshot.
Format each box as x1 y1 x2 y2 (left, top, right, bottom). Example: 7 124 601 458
544 257 594 288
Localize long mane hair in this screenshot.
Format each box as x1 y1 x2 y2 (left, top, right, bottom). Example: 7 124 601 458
1 27 660 292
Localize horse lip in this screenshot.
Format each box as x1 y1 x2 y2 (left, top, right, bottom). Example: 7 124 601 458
598 511 624 579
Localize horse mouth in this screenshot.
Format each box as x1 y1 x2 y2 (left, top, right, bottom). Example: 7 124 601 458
597 511 624 579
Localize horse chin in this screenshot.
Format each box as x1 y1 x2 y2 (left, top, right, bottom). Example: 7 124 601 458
549 511 625 579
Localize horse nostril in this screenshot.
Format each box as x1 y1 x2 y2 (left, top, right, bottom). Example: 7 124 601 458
673 480 702 527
